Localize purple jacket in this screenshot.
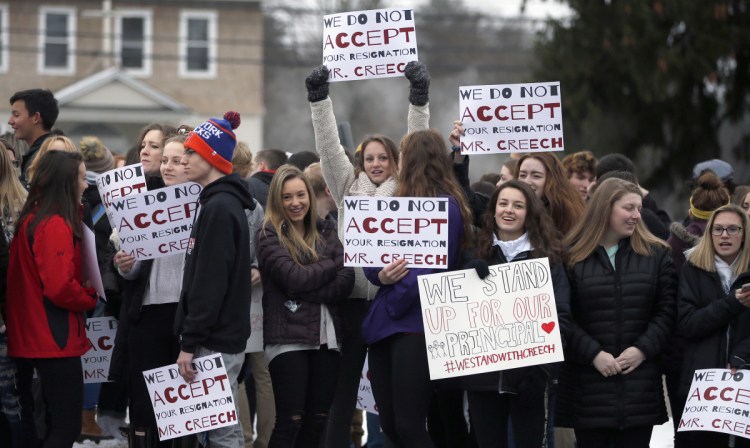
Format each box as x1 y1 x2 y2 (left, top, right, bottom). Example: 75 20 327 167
361 196 464 345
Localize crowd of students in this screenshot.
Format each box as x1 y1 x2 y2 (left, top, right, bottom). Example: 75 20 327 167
0 63 749 448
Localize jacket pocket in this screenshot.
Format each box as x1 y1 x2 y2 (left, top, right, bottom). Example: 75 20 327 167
43 296 70 350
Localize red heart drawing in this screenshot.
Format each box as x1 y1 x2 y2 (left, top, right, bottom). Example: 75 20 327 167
541 322 555 334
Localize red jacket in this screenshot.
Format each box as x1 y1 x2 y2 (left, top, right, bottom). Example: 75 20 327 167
7 213 97 358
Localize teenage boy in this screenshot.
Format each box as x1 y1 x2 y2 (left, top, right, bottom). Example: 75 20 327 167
174 111 255 447
7 89 59 183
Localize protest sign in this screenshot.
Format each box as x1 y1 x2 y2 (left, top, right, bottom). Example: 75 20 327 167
81 226 105 301
417 258 564 380
322 8 418 82
96 164 148 227
82 317 117 383
678 369 750 438
342 196 449 268
143 354 237 441
458 82 563 154
356 355 378 415
108 182 201 260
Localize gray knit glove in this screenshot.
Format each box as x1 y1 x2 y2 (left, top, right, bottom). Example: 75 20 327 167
305 65 330 103
405 61 430 106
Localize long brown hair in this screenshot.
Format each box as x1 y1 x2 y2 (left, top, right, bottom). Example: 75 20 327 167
397 129 473 247
515 152 585 234
687 205 750 276
476 180 563 262
565 178 668 268
261 164 321 265
16 151 84 240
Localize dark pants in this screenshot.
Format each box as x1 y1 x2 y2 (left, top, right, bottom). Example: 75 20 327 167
368 333 434 448
467 378 546 448
128 303 180 446
17 357 83 448
575 426 653 448
324 299 369 448
98 379 128 416
268 348 340 448
429 390 469 448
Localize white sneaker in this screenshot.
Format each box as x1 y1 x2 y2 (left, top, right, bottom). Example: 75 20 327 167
97 415 128 441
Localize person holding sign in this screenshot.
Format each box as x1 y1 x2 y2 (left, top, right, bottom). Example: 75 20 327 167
111 128 193 447
255 165 354 447
558 178 676 448
677 205 750 448
361 129 473 448
461 180 570 448
0 142 28 447
138 123 178 190
174 112 255 448
6 150 99 448
305 61 430 447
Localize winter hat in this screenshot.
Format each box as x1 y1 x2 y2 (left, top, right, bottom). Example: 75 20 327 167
184 111 241 174
79 136 115 174
692 159 733 185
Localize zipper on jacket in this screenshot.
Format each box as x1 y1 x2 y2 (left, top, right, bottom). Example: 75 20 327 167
613 247 625 430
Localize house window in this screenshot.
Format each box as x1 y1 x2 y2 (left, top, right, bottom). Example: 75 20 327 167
116 10 152 76
179 10 217 78
0 4 8 72
39 6 76 75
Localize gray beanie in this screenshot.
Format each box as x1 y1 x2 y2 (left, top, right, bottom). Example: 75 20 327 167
79 136 115 174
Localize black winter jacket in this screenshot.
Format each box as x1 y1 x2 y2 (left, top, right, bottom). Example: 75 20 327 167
461 247 571 393
174 174 255 354
557 239 676 429
678 261 750 396
256 218 354 346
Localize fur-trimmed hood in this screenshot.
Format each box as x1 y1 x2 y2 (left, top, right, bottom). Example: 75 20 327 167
670 221 702 249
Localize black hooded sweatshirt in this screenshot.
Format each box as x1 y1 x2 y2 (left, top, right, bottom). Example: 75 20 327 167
174 173 255 354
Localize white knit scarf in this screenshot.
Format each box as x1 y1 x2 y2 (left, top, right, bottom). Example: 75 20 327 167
493 232 533 262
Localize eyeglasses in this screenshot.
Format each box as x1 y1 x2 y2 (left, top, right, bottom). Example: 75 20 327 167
712 225 743 236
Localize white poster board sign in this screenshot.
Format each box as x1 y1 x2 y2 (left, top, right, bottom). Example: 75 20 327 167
356 355 378 415
143 354 238 441
459 82 563 154
322 8 418 81
82 316 117 383
96 164 148 227
108 183 201 260
342 196 449 268
678 368 750 439
418 259 564 380
81 226 106 301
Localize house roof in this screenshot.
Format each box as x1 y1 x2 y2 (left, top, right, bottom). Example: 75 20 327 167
56 67 191 113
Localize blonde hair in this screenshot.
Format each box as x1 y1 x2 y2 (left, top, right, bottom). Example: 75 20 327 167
261 164 321 264
686 205 750 276
232 141 254 178
303 162 327 197
565 178 668 267
27 135 78 182
0 140 27 230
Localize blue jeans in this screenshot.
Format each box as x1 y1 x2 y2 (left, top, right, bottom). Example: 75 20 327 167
194 347 245 448
366 413 386 448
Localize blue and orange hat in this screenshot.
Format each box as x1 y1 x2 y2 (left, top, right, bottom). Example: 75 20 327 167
184 111 241 174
